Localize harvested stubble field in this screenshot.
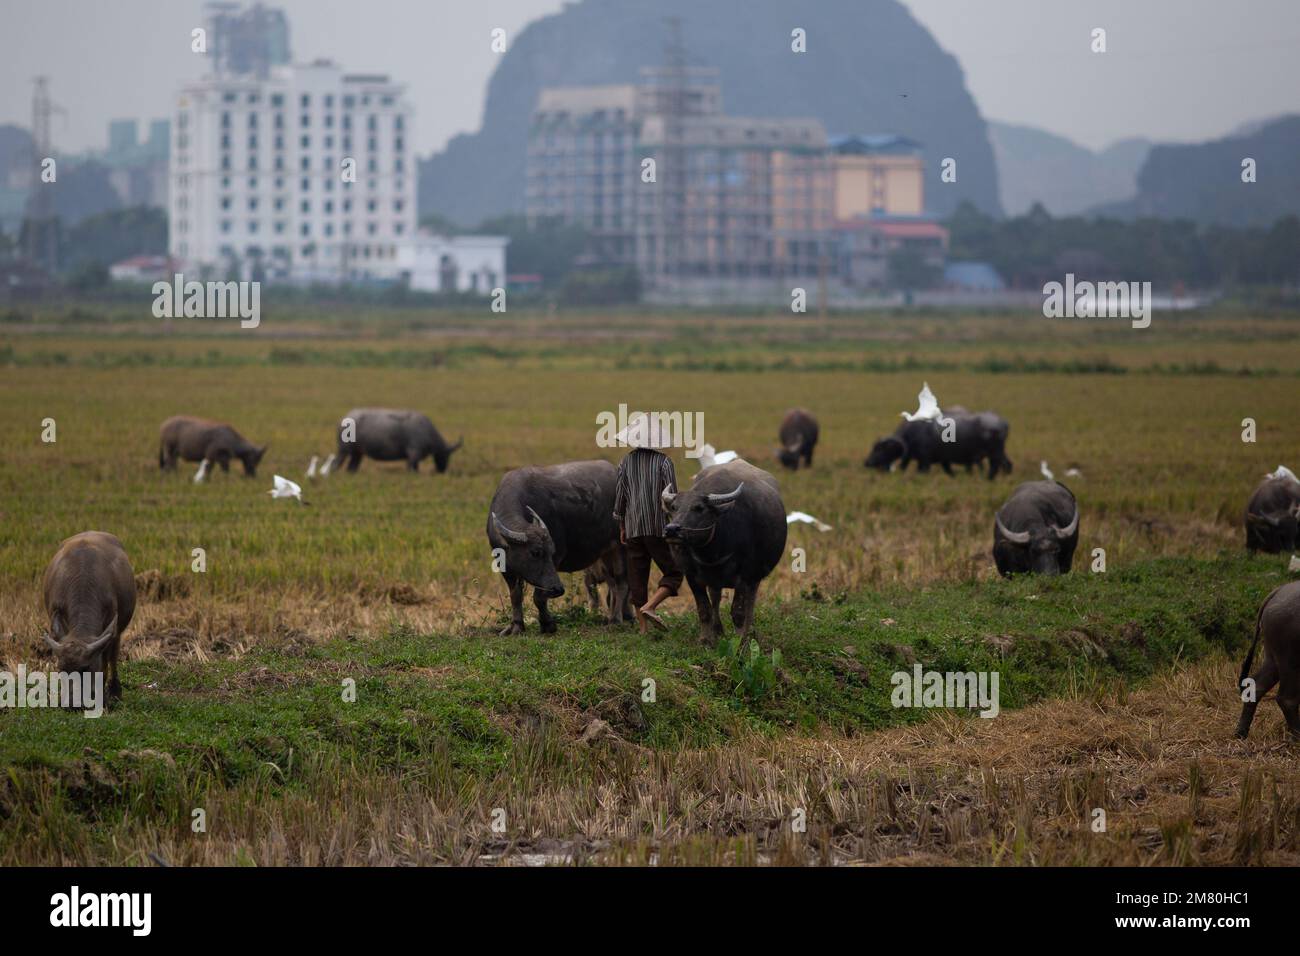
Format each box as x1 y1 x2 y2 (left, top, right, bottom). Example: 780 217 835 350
2 302 1300 865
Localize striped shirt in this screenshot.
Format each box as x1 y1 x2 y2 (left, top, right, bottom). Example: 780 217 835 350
613 448 678 538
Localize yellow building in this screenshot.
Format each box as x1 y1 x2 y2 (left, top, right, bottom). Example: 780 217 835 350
831 135 925 219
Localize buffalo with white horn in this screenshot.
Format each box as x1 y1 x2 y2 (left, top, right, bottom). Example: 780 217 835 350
41 531 136 705
486 460 624 635
993 480 1080 577
661 459 787 643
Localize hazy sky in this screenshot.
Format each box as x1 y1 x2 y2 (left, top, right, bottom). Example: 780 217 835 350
2 0 1297 156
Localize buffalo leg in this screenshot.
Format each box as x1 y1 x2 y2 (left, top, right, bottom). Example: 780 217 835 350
737 582 760 640
346 451 362 472
707 586 725 635
613 578 631 624
533 587 557 634
583 571 601 614
730 583 751 633
1279 671 1300 740
686 576 718 643
499 573 526 636
107 639 122 702
804 448 813 468
1236 656 1280 738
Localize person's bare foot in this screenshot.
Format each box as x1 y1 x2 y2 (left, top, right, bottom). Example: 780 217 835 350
639 607 667 632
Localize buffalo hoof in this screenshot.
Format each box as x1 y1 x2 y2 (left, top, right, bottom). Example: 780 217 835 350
539 619 558 635
499 621 525 636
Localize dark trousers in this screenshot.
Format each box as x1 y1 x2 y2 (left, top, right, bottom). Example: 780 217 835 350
626 536 683 608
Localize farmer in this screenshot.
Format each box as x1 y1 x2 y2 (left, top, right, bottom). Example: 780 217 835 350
612 412 683 634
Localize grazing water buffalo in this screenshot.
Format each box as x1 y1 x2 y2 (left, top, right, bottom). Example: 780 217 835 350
993 480 1079 576
159 416 266 476
777 408 819 470
1244 476 1300 553
487 460 623 635
337 408 463 473
1236 581 1300 739
661 459 787 643
42 531 136 704
864 410 1011 479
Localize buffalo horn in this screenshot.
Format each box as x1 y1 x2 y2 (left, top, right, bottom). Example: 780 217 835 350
706 482 745 505
491 511 528 543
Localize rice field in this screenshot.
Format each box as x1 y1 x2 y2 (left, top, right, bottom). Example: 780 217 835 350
2 301 1299 865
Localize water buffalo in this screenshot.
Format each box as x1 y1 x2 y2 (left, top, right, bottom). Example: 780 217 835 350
1244 476 1300 553
993 480 1079 576
159 416 266 476
487 460 623 635
777 408 819 470
42 531 136 704
1236 581 1300 739
337 408 463 473
865 410 1011 479
583 548 635 624
661 459 787 643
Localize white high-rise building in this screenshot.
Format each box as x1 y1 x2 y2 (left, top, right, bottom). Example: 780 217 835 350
169 59 415 283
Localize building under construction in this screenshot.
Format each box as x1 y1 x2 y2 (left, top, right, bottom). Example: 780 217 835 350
525 69 835 304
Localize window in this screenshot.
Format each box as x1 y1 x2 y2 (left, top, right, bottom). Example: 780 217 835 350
221 112 231 128
300 200 310 213
300 223 310 236
300 94 310 107
300 135 310 148
271 93 283 107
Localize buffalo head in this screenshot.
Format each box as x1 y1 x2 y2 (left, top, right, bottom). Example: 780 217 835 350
1247 504 1300 553
434 436 464 474
240 445 268 477
662 482 744 542
995 508 1079 575
777 441 802 471
491 507 563 596
44 614 116 691
864 436 906 471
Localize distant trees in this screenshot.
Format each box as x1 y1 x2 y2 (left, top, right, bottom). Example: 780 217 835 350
947 201 1299 288
475 214 591 291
